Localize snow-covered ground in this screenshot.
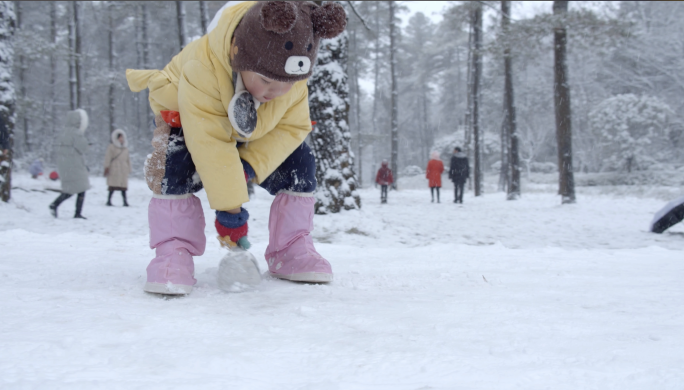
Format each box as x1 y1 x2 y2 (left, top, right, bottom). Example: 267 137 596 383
2 172 684 389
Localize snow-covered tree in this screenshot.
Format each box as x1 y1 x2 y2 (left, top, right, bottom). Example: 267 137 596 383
590 94 676 172
309 31 361 214
0 0 14 203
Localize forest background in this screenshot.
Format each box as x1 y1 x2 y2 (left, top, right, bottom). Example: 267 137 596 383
5 1 684 197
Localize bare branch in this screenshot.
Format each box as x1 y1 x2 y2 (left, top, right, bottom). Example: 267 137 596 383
347 1 373 32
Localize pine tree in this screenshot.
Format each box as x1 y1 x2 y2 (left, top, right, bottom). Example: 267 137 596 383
309 31 361 214
0 1 15 202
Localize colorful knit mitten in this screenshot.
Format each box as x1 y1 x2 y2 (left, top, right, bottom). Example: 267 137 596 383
215 208 251 249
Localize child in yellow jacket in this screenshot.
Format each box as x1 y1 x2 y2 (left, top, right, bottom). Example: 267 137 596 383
126 1 346 294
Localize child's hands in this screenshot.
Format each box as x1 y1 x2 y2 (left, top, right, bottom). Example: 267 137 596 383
215 208 251 249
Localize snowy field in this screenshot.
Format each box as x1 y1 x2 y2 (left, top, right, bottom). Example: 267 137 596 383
2 172 684 389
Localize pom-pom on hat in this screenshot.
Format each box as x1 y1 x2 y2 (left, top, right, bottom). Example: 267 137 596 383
231 1 347 83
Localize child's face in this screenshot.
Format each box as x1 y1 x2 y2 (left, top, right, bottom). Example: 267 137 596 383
241 71 294 103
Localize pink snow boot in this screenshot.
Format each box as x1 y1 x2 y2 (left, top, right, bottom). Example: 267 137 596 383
265 192 332 283
144 195 206 294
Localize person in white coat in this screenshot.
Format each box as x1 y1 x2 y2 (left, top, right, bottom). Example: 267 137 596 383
50 109 91 219
103 129 132 206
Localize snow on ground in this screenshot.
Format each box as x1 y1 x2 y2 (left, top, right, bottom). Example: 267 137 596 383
1 172 684 389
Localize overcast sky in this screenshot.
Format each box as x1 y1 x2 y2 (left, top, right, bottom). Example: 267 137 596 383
399 1 610 26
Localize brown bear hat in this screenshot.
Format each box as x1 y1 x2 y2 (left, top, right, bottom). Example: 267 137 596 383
231 1 347 83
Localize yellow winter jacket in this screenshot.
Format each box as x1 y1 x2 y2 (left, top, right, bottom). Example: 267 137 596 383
125 1 312 211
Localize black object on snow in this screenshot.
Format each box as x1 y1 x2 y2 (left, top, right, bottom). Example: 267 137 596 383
650 195 684 233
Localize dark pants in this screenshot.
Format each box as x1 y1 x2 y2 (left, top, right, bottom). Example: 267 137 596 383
380 185 388 203
148 123 317 197
453 180 465 203
107 190 128 206
50 191 86 217
258 142 317 195
430 187 440 202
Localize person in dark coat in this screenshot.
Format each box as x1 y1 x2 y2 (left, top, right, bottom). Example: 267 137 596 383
448 147 469 204
49 109 91 219
375 160 394 204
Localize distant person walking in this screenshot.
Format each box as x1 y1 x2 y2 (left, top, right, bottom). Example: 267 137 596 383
375 160 394 204
103 129 132 207
448 147 469 204
426 151 444 203
49 109 91 219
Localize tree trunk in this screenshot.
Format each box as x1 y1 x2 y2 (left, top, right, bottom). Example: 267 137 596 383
108 2 115 134
499 114 508 191
309 31 361 214
350 25 363 188
371 2 380 145
389 1 399 189
15 1 28 152
199 1 209 35
74 1 81 108
68 2 78 110
0 1 15 202
141 4 149 68
502 0 520 200
464 19 473 190
176 1 187 51
422 83 431 165
134 3 142 133
471 3 483 196
141 4 152 130
50 1 57 134
553 1 575 204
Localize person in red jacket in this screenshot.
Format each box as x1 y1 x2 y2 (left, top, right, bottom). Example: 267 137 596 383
375 160 394 204
426 151 444 203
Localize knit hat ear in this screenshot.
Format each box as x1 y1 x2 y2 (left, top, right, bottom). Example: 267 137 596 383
261 1 298 34
312 2 347 39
